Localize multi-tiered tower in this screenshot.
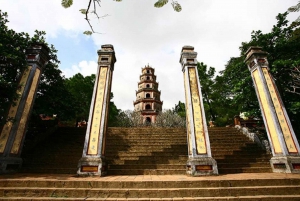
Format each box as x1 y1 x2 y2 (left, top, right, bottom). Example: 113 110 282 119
134 65 163 123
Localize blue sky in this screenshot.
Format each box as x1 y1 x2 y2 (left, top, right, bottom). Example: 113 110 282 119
1 0 299 111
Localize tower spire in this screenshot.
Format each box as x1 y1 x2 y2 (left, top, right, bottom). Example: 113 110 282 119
133 65 163 124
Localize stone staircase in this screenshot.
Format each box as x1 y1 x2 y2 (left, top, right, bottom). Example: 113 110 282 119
21 127 85 174
1 174 300 200
106 127 271 175
21 127 272 174
106 127 187 175
209 127 272 174
5 126 300 200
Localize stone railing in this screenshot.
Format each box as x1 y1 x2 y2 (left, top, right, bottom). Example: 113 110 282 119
235 125 271 154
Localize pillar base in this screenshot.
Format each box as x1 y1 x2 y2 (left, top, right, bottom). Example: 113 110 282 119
186 157 218 176
77 157 107 176
270 156 300 173
0 157 22 174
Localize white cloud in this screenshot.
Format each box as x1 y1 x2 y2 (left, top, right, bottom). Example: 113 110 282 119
1 0 89 37
63 61 97 78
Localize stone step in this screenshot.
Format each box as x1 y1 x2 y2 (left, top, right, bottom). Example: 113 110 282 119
106 152 267 158
21 126 272 175
108 164 186 169
106 141 187 145
1 185 300 198
107 169 186 175
107 159 187 165
2 177 300 188
217 162 270 168
2 195 300 200
20 168 77 174
106 156 188 161
218 167 273 174
215 158 270 163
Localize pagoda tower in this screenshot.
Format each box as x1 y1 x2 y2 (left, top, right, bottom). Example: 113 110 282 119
134 65 163 123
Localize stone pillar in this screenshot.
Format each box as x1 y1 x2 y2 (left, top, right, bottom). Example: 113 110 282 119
179 46 218 176
0 44 50 173
77 44 116 176
245 46 300 173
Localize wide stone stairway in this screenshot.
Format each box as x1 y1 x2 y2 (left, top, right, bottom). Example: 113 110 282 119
1 126 299 200
106 127 272 175
20 127 272 175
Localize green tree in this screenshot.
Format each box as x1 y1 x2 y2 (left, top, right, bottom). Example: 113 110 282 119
213 57 258 126
0 10 61 126
64 73 96 121
108 92 121 127
215 11 300 132
32 53 75 121
244 12 300 135
64 73 120 125
173 101 186 118
197 62 216 121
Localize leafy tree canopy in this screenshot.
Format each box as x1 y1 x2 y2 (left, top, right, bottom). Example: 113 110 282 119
0 10 61 126
208 11 300 132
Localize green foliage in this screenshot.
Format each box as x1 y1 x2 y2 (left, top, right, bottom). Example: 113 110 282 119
64 73 95 121
173 101 186 118
0 11 29 125
171 1 182 12
83 31 93 35
213 11 300 133
288 1 300 22
154 0 169 8
154 0 182 12
108 92 121 127
197 62 216 121
61 0 73 8
0 10 60 126
79 9 87 14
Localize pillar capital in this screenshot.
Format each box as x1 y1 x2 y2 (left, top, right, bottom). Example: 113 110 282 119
245 46 269 71
179 45 197 72
97 44 116 70
26 43 50 67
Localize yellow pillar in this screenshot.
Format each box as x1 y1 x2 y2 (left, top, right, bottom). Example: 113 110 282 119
179 46 218 176
245 46 300 173
77 44 116 176
0 44 49 173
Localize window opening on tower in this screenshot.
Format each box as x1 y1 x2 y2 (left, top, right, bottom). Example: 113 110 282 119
146 117 151 123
